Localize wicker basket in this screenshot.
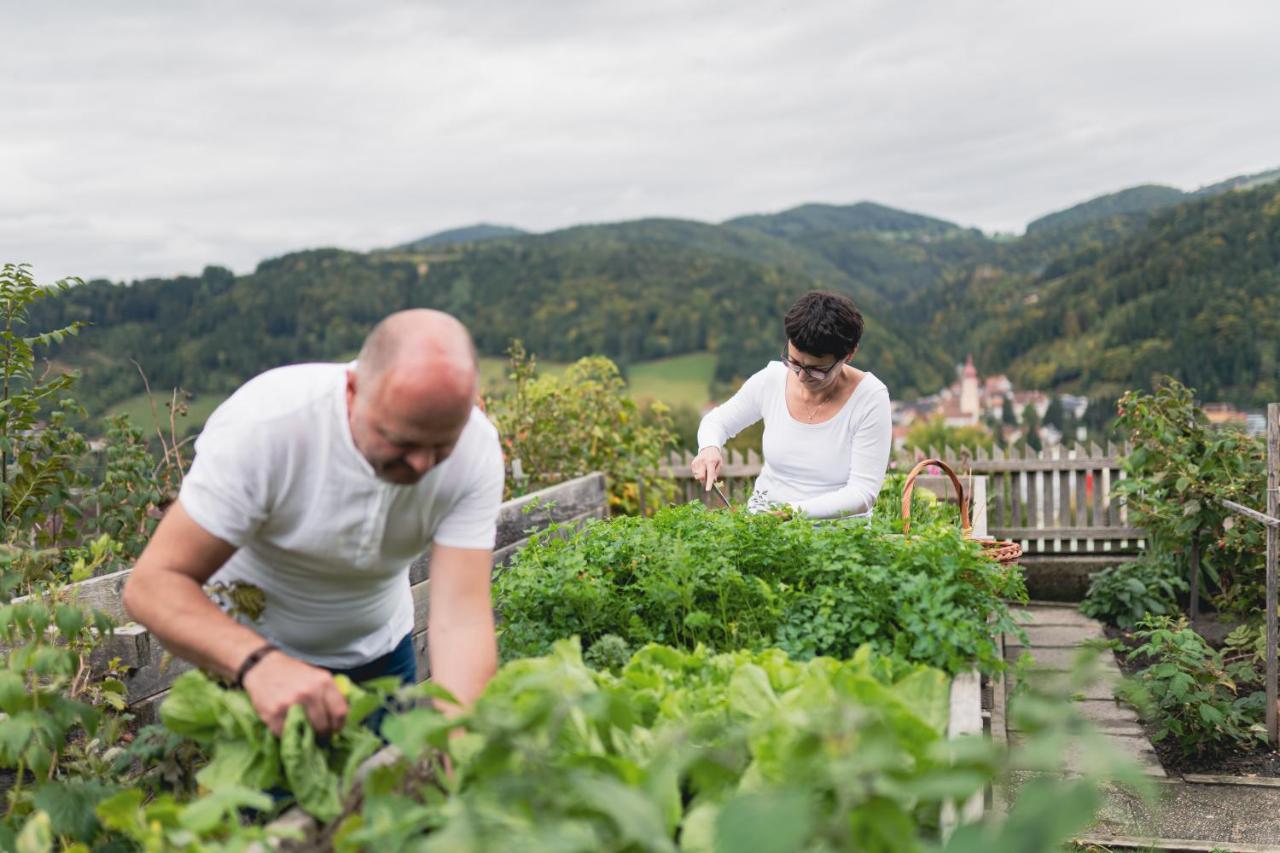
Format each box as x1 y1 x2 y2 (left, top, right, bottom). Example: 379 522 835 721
901 457 1022 566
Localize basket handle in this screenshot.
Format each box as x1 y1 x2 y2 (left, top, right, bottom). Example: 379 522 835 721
901 457 972 537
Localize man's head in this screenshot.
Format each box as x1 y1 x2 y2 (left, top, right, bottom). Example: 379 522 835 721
346 309 478 485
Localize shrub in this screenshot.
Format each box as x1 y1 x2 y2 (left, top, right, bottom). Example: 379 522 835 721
1117 616 1265 757
1115 379 1267 618
485 341 677 515
1080 553 1188 629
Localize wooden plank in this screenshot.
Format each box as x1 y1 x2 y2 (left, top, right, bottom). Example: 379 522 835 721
1057 452 1070 528
413 631 430 682
1058 455 1070 553
991 472 1006 529
411 474 607 583
1010 470 1023 530
1074 470 1087 552
18 567 134 624
1091 467 1104 548
1221 499 1280 528
1267 402 1279 745
1026 467 1039 549
991 527 1146 541
492 474 609 556
940 670 984 839
1100 466 1113 528
969 476 988 538
927 457 1126 473
1182 773 1280 787
1073 835 1276 853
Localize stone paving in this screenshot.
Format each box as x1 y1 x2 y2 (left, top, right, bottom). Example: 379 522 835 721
1004 604 1280 850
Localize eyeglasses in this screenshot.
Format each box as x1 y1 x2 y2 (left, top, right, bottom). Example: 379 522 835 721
780 348 841 381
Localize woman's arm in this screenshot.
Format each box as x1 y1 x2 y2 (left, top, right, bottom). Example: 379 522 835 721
792 387 893 519
692 367 772 488
696 367 771 450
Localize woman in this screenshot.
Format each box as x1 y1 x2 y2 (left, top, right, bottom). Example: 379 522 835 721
691 290 892 518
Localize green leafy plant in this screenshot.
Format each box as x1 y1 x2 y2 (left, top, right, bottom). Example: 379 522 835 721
160 670 398 822
495 502 1026 674
485 341 677 514
1115 379 1267 618
1080 553 1188 629
1117 616 1266 757
327 639 1135 853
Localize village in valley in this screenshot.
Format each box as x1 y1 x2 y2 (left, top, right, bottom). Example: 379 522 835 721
891 355 1265 453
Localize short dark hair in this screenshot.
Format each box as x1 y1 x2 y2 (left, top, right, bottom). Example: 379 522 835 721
783 290 864 358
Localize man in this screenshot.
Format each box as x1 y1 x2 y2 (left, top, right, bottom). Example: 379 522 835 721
123 309 503 736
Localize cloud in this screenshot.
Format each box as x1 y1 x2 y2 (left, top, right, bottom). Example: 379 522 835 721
2 0 1278 280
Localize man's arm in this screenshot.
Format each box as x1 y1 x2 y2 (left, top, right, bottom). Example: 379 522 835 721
122 501 347 736
425 542 498 712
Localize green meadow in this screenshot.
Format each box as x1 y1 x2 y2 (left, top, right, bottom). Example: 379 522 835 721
106 351 716 435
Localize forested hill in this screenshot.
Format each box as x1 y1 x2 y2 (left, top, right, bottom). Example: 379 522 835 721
26 173 1280 421
923 182 1280 407
1025 185 1187 234
393 223 527 251
28 212 961 418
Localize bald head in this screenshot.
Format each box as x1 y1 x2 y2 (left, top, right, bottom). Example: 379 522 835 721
356 309 477 398
346 309 480 484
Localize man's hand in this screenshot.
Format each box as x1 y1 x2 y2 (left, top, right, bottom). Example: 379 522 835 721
242 652 348 737
690 446 724 491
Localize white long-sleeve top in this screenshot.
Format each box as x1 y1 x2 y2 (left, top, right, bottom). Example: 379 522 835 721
696 361 892 519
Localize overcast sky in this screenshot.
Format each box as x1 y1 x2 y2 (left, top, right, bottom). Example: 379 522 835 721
3 0 1278 282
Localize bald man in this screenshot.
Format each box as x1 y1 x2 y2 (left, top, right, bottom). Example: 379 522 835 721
123 310 503 736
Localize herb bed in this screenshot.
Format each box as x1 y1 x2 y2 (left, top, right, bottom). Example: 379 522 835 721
1106 623 1280 779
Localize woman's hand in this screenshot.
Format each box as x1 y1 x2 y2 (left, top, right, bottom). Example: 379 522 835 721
690 446 724 491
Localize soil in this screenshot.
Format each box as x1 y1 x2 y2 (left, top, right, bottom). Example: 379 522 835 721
1105 623 1280 778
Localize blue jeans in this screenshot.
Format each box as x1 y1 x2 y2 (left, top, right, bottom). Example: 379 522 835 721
329 633 417 737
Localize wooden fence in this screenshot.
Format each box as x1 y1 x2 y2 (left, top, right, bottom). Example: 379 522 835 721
923 442 1144 557
658 444 1142 552
46 473 609 723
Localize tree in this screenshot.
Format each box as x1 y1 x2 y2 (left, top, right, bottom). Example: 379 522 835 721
1001 396 1017 426
1 263 83 535
1021 403 1042 452
905 416 994 455
1042 396 1064 429
1061 409 1079 445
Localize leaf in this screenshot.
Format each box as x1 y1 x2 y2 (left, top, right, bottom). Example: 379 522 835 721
94 788 147 836
281 704 342 822
15 811 52 853
339 728 383 794
714 791 814 853
0 671 28 714
382 706 454 762
567 772 674 852
32 779 116 842
179 785 274 834
53 605 85 642
890 668 950 735
727 664 778 719
159 671 225 739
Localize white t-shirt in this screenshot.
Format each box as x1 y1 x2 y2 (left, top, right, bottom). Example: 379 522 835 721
178 362 504 668
696 362 892 519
